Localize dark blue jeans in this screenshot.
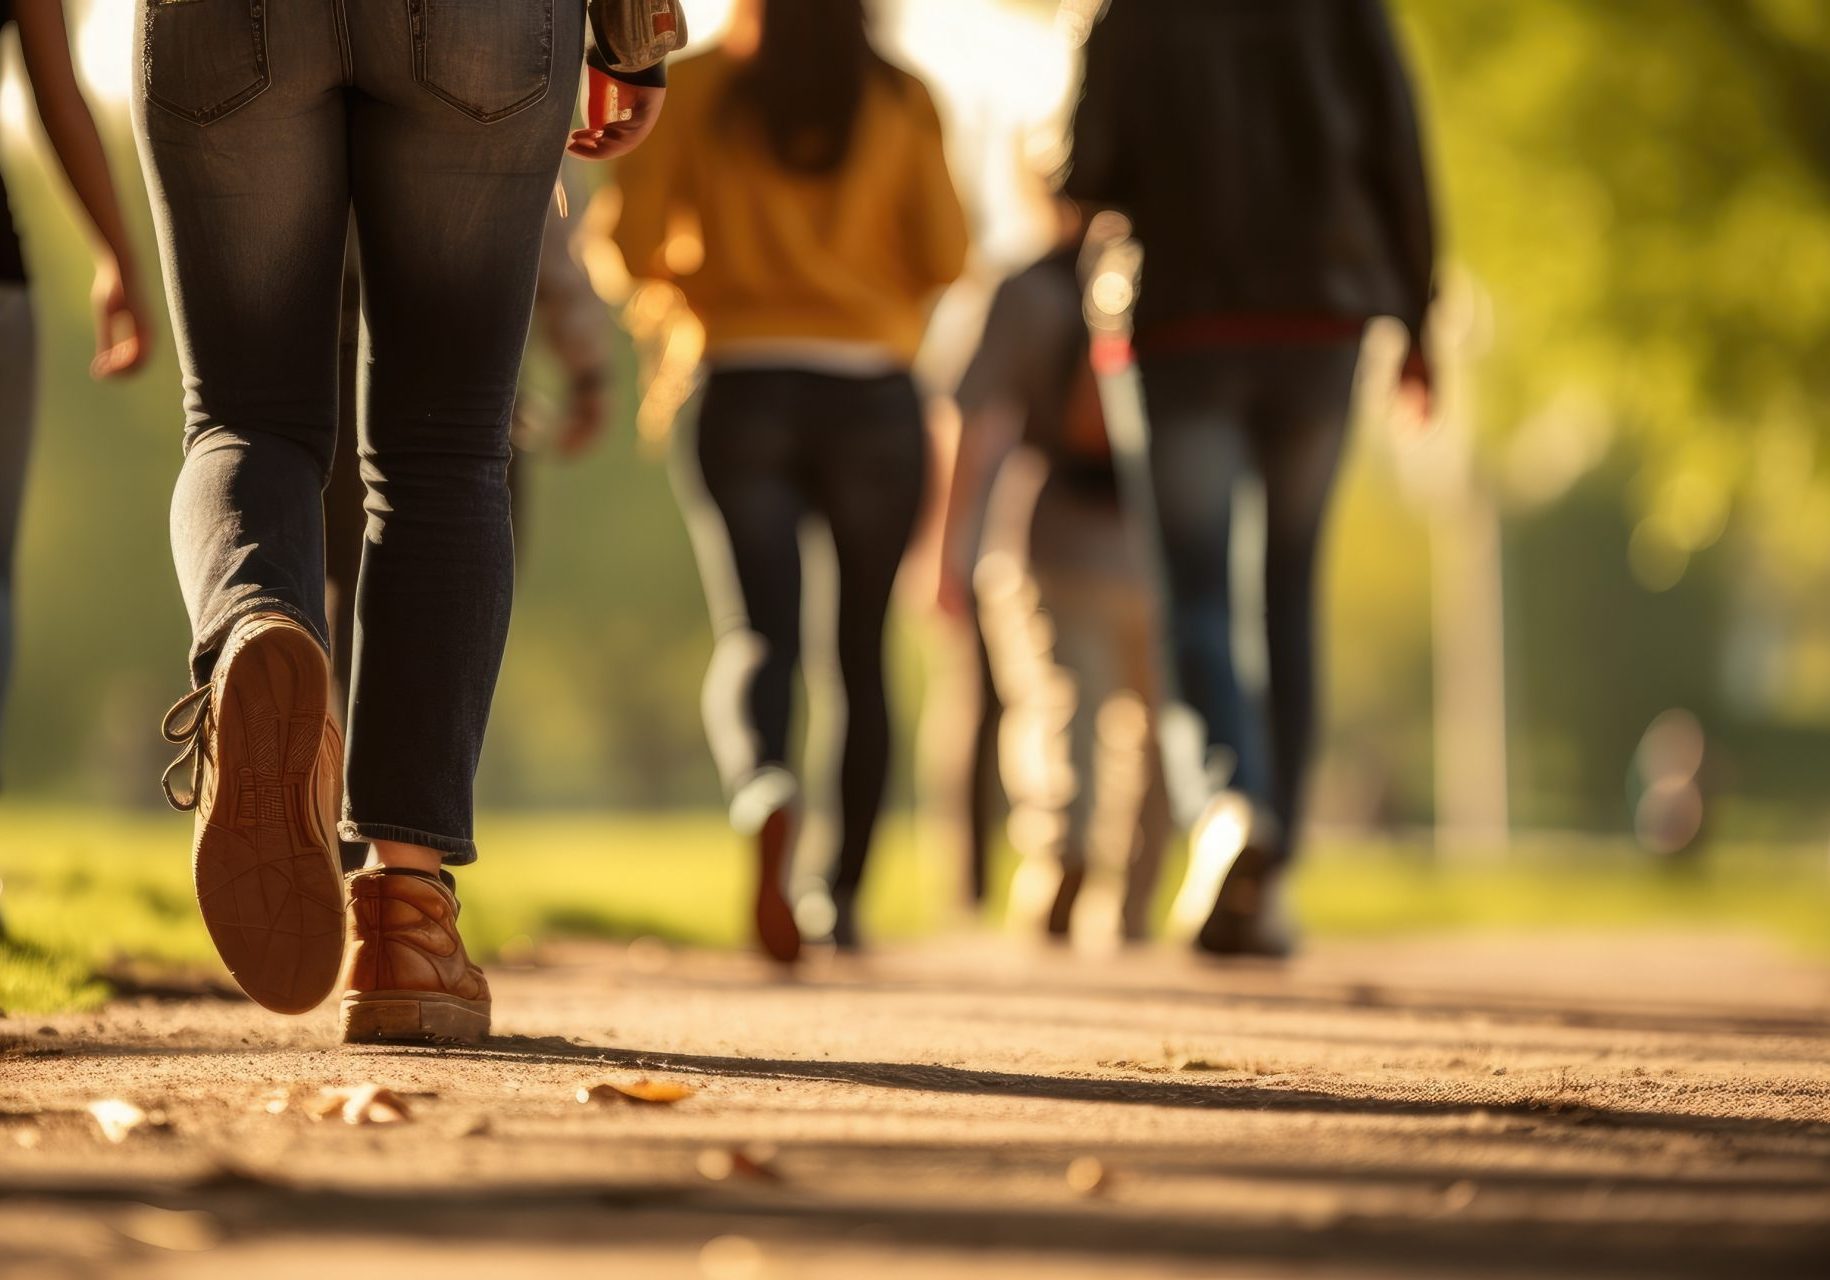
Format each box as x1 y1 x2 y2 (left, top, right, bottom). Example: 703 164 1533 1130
132 0 584 861
1138 344 1359 858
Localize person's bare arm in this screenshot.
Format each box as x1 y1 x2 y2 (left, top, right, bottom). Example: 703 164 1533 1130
1350 0 1438 417
14 0 149 377
936 399 1023 617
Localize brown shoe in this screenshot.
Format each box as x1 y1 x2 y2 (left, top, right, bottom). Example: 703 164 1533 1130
338 867 491 1044
161 612 344 1014
754 806 802 965
1193 843 1297 959
731 767 801 965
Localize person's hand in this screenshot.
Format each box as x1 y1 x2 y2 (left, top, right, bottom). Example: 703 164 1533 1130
1394 342 1434 433
567 70 665 161
556 374 612 459
90 254 150 379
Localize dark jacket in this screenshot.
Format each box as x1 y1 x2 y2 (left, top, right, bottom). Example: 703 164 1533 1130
1066 0 1436 340
587 0 688 87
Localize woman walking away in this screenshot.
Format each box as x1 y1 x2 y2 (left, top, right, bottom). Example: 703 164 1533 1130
613 0 968 960
140 0 683 1043
1 0 150 778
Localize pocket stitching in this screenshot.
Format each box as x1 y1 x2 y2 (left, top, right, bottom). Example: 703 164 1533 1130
408 0 556 125
142 0 272 126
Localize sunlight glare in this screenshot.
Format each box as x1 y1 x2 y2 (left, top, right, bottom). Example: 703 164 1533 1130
77 0 135 107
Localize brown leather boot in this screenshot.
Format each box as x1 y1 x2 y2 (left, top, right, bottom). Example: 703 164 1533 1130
161 612 345 1014
338 867 491 1044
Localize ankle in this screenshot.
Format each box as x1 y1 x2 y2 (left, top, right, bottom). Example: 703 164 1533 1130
368 840 444 875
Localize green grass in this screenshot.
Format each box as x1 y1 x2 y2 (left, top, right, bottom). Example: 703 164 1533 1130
2 806 1826 1013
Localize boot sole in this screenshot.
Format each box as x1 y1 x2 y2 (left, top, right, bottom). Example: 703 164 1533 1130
193 621 344 1014
340 991 491 1044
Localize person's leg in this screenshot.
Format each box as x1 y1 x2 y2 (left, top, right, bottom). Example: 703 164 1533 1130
1034 566 1123 938
810 374 926 945
327 0 582 1043
1249 345 1358 856
1114 568 1172 941
340 0 582 870
1180 345 1357 958
0 285 36 766
132 0 349 1010
1136 353 1271 808
685 369 809 963
967 620 1004 904
690 372 808 803
136 0 349 678
1137 350 1289 954
978 545 1077 938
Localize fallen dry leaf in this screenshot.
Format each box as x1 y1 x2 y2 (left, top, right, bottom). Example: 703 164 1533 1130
576 1078 696 1106
113 1206 221 1253
1441 1179 1479 1213
1066 1156 1109 1196
312 1084 413 1126
88 1099 167 1144
699 1234 765 1280
697 1144 783 1183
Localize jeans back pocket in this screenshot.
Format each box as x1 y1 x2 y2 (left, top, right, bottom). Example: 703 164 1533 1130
142 0 271 125
410 0 556 124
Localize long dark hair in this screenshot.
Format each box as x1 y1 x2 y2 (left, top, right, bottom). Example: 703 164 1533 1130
721 0 895 175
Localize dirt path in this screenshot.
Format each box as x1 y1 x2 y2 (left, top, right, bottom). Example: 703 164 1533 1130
4 932 1829 1278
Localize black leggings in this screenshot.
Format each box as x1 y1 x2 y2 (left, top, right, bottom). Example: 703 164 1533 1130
688 367 925 903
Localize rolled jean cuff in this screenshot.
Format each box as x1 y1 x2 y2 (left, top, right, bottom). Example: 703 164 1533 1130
190 597 330 687
339 820 479 866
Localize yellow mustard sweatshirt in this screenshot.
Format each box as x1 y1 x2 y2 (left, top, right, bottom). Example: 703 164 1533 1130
612 49 969 364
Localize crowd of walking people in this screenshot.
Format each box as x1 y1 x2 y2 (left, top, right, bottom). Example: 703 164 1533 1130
0 0 1437 1042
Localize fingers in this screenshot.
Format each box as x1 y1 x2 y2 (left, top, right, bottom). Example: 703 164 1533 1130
91 306 151 380
567 126 647 161
91 335 145 380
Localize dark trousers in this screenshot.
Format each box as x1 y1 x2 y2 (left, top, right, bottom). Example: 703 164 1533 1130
688 368 925 904
1137 344 1358 857
133 0 582 860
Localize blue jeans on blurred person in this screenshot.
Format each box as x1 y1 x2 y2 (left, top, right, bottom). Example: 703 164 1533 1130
0 284 34 776
131 0 583 861
1138 344 1359 860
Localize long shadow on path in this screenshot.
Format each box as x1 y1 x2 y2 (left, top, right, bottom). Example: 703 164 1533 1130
372 1034 1830 1144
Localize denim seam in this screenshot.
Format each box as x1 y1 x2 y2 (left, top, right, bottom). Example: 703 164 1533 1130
331 0 355 82
340 820 479 866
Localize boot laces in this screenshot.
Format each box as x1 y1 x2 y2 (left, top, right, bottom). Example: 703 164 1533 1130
159 684 213 811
